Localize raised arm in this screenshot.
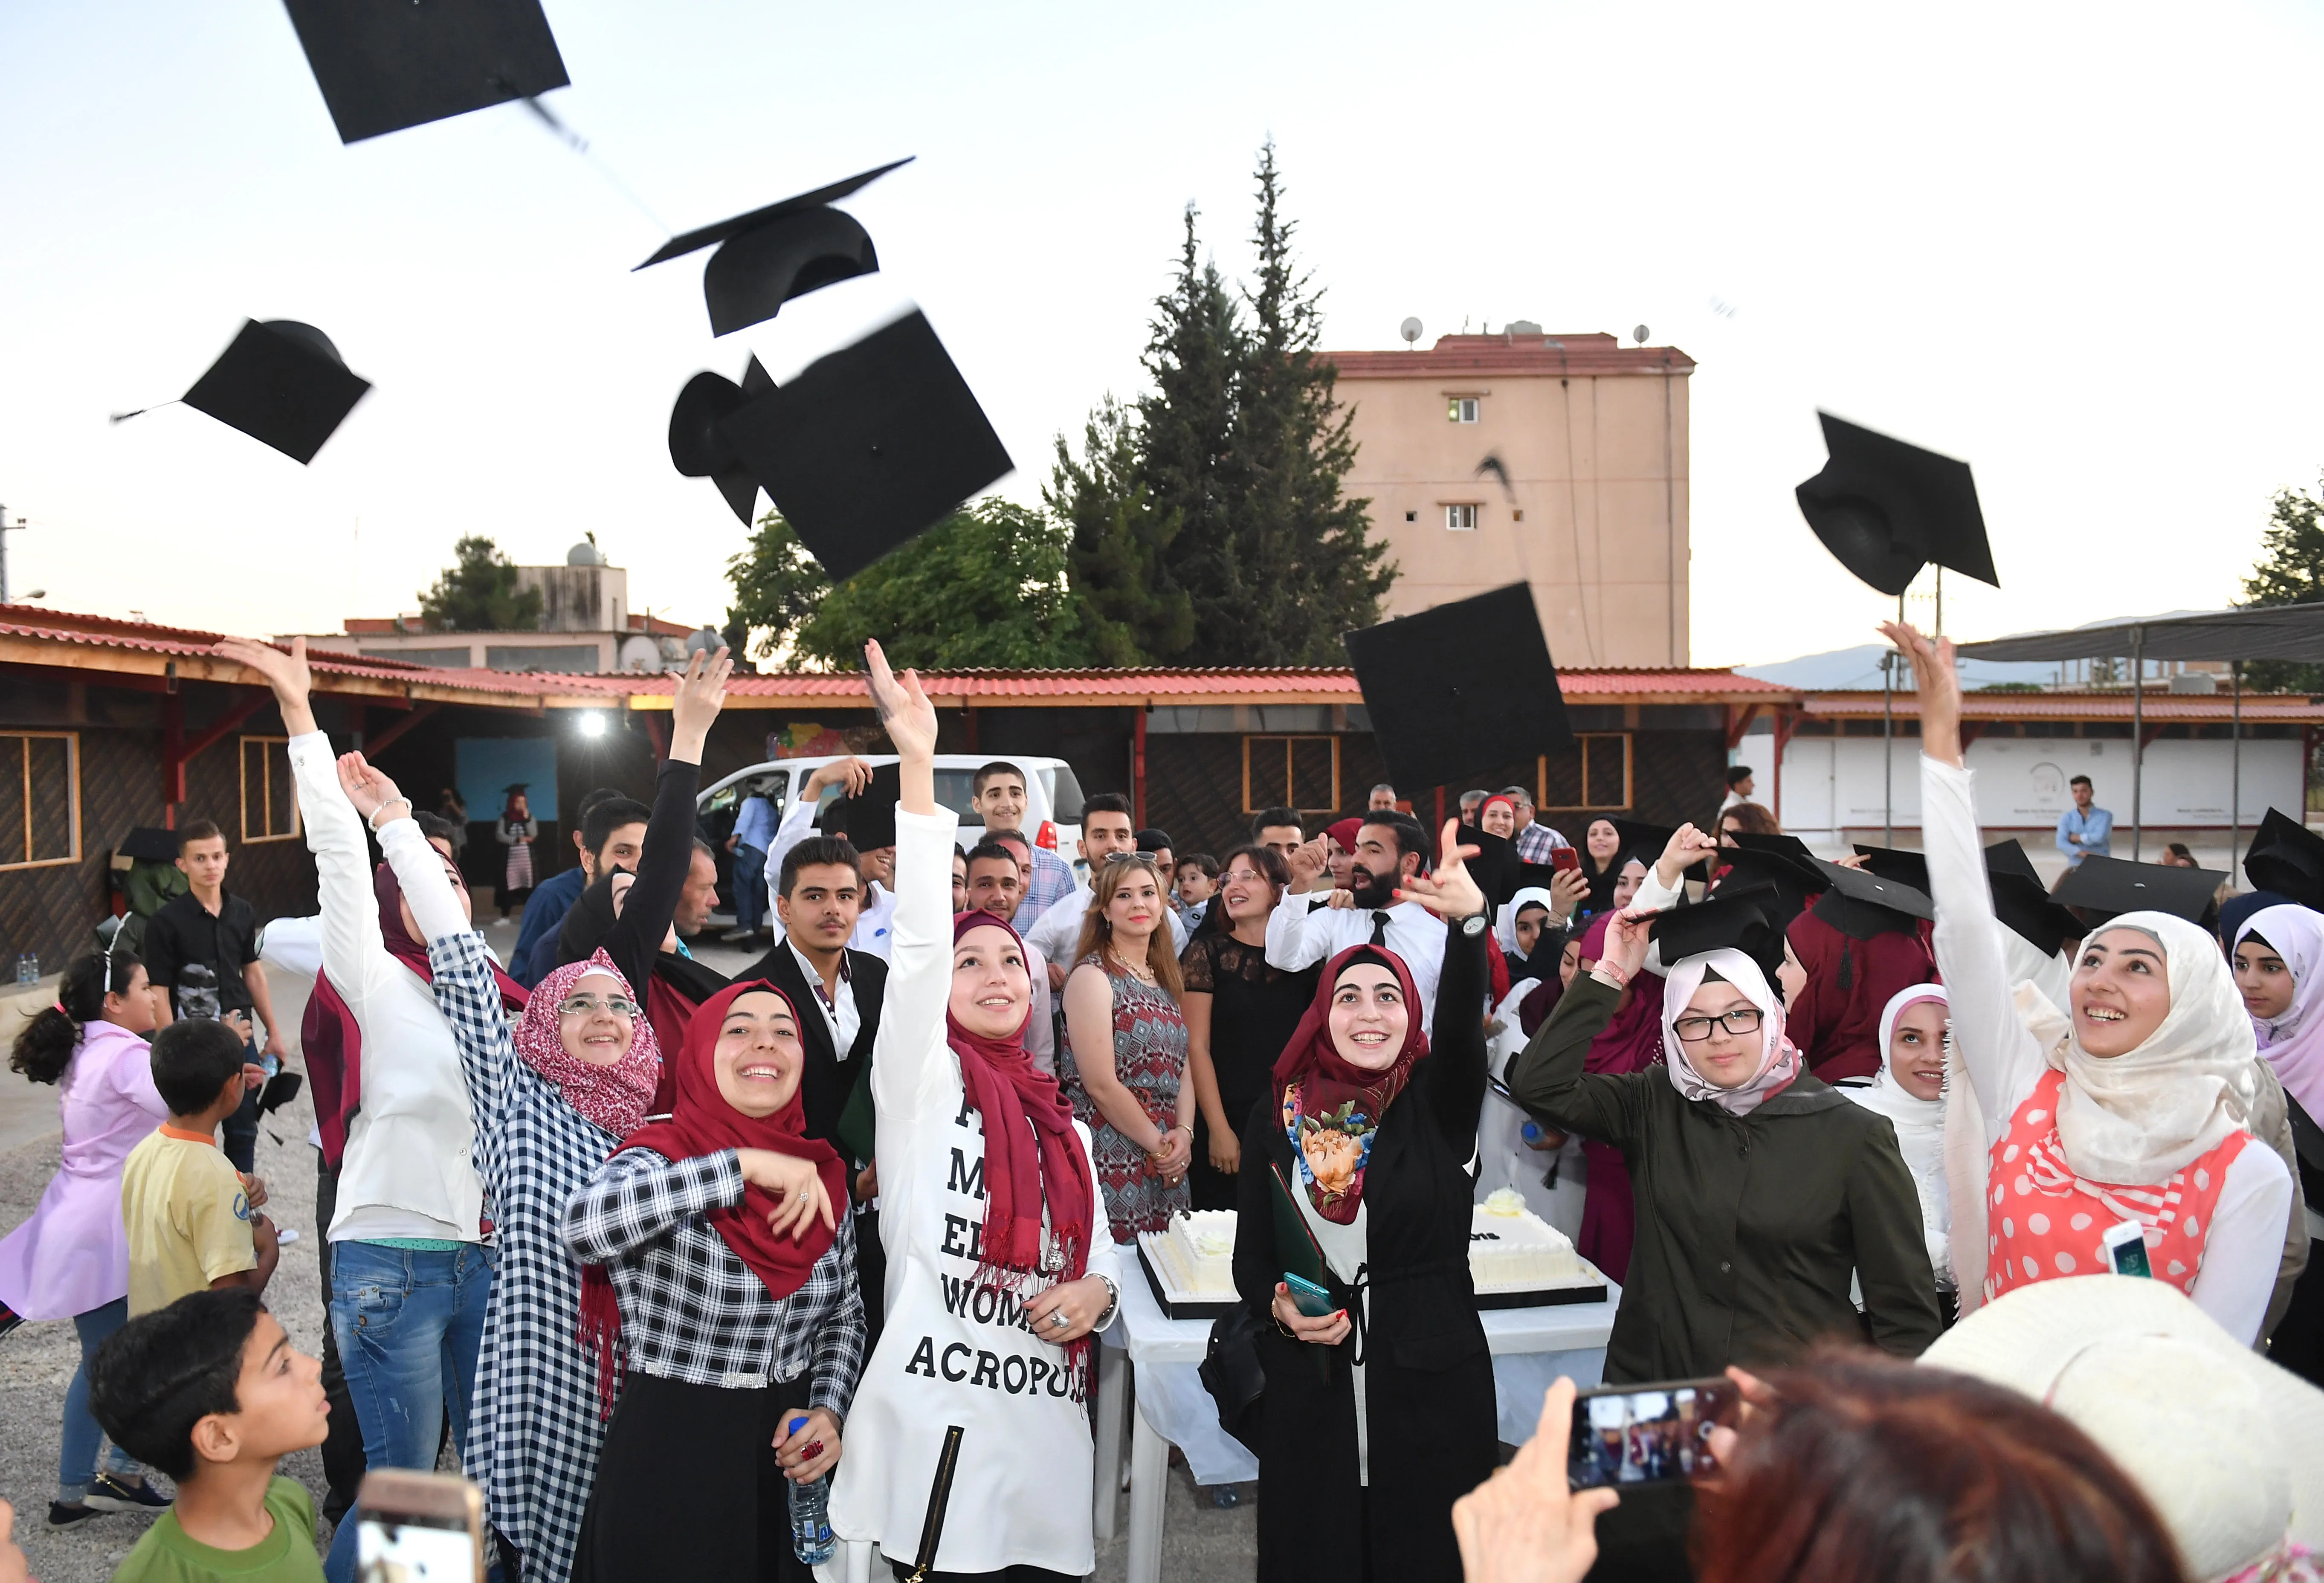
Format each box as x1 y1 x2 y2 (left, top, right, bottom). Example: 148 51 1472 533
599 650 730 985
564 1146 745 1262
1398 818 1492 1147
1506 907 1655 1149
862 642 957 1124
1881 622 2046 1122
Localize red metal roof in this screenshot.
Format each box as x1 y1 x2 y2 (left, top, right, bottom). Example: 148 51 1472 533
1323 333 1696 382
1805 690 2324 722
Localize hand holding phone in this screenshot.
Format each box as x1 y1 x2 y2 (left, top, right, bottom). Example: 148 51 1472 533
1551 847 1580 873
1567 1377 1740 1489
1282 1272 1335 1318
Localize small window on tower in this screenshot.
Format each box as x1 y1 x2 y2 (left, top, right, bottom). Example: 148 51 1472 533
1448 397 1479 423
1445 504 1478 531
1404 510 1417 522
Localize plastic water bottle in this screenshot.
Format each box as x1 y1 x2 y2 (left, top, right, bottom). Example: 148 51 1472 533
14 951 37 986
787 1416 836 1565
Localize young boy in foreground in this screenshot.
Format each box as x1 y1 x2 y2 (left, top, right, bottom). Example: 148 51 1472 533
90 1289 329 1581
120 1020 277 1316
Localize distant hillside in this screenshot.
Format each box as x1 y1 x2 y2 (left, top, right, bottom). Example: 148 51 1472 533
1736 644 2060 691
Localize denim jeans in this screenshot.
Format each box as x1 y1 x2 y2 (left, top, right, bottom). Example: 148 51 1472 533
60 1298 139 1501
323 1241 495 1583
734 842 769 933
220 1032 262 1174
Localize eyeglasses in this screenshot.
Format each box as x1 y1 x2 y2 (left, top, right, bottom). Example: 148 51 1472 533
1672 1007 1764 1042
558 994 638 1019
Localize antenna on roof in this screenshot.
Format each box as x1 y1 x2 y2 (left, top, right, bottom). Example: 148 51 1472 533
1400 317 1422 348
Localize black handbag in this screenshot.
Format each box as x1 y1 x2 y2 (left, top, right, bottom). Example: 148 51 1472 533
1198 1305 1267 1455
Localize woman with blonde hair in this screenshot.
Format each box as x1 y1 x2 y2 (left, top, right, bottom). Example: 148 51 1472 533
1063 852 1194 1239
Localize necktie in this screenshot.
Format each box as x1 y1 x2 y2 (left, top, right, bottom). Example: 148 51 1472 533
1370 911 1391 947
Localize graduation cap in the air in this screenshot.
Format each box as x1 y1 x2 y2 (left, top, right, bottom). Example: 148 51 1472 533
2243 808 2324 911
1794 412 1998 598
669 355 777 525
834 762 902 853
1461 828 1521 907
635 159 913 337
715 310 1013 581
1345 584 1573 796
117 320 371 464
281 0 569 145
1810 858 1933 940
2054 855 2228 928
1651 885 1790 994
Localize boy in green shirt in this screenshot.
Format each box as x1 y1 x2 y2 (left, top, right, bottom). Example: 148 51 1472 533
90 1289 329 1582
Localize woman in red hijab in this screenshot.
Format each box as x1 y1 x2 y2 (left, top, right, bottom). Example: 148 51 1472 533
829 643 1124 1581
1230 818 1496 1583
563 977 859 1583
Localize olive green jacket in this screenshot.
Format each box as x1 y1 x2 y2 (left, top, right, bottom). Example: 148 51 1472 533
1509 975 1943 1383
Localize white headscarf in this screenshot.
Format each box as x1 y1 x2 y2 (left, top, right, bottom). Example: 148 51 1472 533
1660 948 1803 1116
2235 904 2324 1123
2026 910 2265 1186
1848 983 1951 1281
1497 886 1558 958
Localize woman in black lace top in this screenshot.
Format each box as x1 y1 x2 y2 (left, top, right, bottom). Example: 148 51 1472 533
1182 844 1322 1209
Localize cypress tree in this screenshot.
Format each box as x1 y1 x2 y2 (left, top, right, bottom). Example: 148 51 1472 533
1043 395 1194 665
1138 206 1246 651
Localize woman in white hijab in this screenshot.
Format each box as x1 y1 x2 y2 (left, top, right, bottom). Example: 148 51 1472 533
2233 905 2324 1384
1844 984 1953 1299
1891 620 2296 1345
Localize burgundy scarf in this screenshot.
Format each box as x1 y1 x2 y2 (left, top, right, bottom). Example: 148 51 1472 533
578 979 846 1412
1272 944 1431 1223
947 910 1096 1370
302 861 526 1168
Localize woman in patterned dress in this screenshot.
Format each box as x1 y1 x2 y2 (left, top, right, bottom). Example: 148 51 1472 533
1062 852 1194 1238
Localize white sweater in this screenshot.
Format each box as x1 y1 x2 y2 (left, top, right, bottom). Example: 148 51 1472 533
287 734 482 1244
1921 753 2289 1343
828 806 1122 1575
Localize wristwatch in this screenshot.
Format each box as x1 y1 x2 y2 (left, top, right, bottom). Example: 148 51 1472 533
1457 913 1489 939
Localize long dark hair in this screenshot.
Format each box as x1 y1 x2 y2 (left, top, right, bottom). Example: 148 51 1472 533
1696 1351 2186 1583
11 948 142 1085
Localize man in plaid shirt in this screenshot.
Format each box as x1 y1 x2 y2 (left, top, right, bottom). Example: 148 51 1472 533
970 761 1076 927
1502 786 1572 864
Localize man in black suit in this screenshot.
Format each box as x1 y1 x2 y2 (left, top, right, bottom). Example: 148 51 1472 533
744 835 891 1332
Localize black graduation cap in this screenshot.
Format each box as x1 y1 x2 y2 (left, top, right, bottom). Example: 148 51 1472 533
837 763 902 853
716 310 1013 582
116 827 183 863
635 159 914 337
256 1070 305 1118
2244 809 2324 910
281 0 569 145
1811 858 1933 940
669 355 777 525
1985 838 2043 886
1344 584 1573 796
1462 828 1522 906
1510 861 1564 900
1852 843 1930 893
1609 817 1677 864
1794 412 1998 598
1650 885 1789 992
1712 845 1823 927
2053 855 2228 927
150 320 371 464
1991 872 2081 958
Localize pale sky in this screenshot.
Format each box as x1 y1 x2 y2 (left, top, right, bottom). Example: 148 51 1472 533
4 1 2320 669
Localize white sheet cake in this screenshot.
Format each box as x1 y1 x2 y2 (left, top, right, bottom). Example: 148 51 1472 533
1150 1209 1239 1296
1469 1187 1591 1289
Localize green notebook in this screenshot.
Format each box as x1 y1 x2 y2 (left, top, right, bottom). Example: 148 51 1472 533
1270 1161 1334 1379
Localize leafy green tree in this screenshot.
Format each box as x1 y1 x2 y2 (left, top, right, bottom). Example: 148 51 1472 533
724 502 1098 670
1045 396 1193 665
418 536 542 632
2240 477 2324 693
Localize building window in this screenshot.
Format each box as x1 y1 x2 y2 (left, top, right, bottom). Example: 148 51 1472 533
1448 397 1479 423
1445 504 1479 531
1243 736 1340 815
1404 510 1417 522
1539 734 1632 812
0 731 80 870
240 736 300 843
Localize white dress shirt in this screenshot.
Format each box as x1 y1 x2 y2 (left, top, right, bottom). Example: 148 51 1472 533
1263 892 1448 1023
788 939 861 1056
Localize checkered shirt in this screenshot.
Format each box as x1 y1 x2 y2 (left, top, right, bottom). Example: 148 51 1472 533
1011 842 1078 928
1513 821 1569 863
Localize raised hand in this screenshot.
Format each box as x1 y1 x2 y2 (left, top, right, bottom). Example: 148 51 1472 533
1598 905 1658 982
335 751 406 825
214 635 316 736
1547 865 1591 922
1655 823 1720 889
806 756 876 799
668 646 733 763
1400 819 1487 920
1878 621 1962 768
1286 837 1331 893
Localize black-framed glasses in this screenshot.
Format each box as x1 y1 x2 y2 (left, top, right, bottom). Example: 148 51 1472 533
558 993 639 1019
1672 1007 1764 1042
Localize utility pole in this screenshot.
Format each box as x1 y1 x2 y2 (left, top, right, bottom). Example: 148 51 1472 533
0 506 22 605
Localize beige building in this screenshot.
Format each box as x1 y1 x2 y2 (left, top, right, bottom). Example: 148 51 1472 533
1324 329 1694 667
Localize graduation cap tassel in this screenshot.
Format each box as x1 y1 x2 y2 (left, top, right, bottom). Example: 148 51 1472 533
518 96 670 231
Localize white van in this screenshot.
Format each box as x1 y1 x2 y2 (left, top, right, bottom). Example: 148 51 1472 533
696 753 1087 877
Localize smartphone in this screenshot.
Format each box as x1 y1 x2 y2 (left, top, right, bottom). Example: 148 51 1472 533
1551 847 1581 873
355 1469 485 1583
1568 1377 1739 1489
2102 1219 2153 1278
1282 1272 1336 1318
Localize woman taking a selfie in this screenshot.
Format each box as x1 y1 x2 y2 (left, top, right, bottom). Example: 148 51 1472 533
1888 620 2295 1344
1229 820 1495 1582
830 643 1124 1581
1510 895 1943 1382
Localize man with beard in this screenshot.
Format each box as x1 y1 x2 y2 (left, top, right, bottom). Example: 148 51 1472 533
1267 811 1449 1021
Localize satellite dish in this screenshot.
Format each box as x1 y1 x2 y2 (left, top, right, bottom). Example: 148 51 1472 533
1399 316 1422 347
685 624 724 656
1633 324 1650 345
